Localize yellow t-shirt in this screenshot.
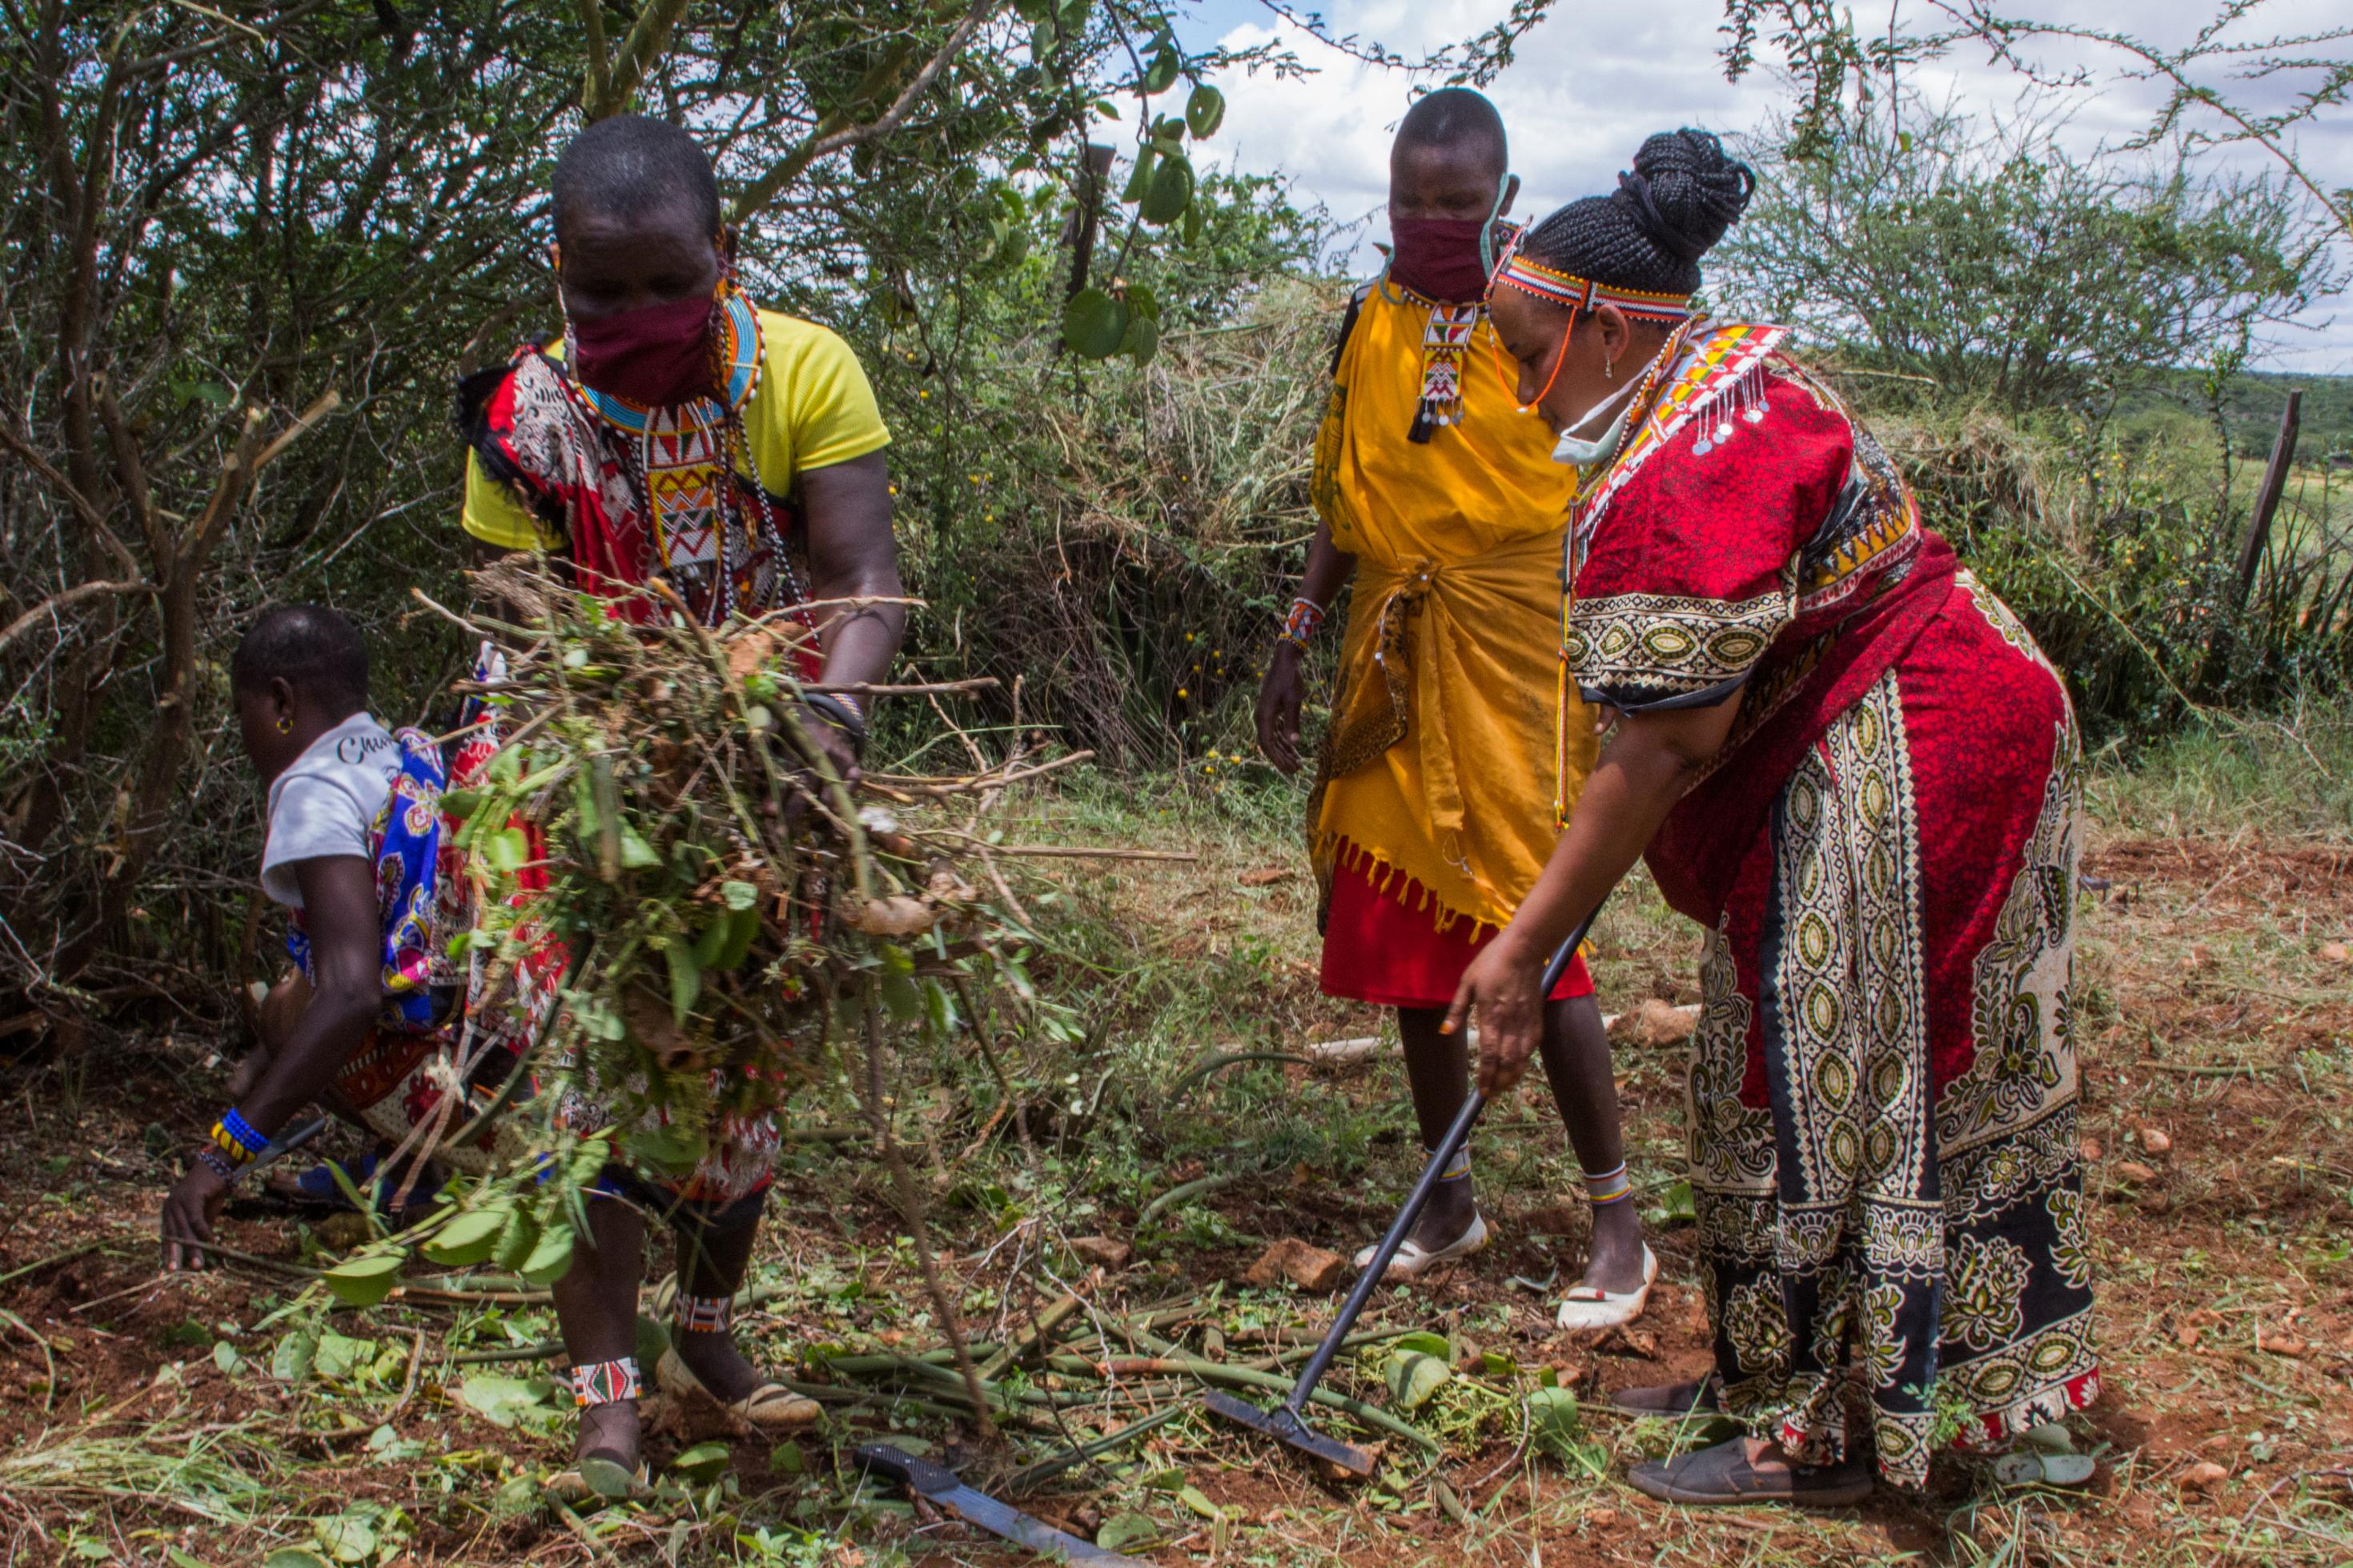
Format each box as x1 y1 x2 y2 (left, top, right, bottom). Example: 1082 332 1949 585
461 309 892 550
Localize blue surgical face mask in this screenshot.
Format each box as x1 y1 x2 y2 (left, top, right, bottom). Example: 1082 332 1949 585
1548 373 1644 469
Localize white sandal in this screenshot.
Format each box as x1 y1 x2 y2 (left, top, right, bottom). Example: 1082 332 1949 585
1351 1212 1488 1280
1556 1244 1658 1331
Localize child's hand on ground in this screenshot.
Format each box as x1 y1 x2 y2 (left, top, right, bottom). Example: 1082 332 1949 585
160 1160 230 1271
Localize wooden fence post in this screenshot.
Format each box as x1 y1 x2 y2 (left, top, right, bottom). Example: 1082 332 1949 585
2235 390 2302 604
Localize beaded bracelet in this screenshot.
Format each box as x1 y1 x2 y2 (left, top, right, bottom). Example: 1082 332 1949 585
1278 596 1326 652
801 692 868 752
195 1147 241 1184
207 1107 270 1166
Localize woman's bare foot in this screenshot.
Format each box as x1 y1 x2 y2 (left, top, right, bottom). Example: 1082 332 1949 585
1580 1198 1649 1294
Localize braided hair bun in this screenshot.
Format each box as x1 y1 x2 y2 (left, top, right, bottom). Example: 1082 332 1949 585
1520 128 1755 297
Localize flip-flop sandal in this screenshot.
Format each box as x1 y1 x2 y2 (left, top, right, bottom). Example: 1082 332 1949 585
655 1346 822 1430
1994 1452 2097 1487
1628 1437 1874 1508
545 1450 650 1506
1557 1245 1658 1331
1351 1212 1488 1280
1609 1373 1723 1418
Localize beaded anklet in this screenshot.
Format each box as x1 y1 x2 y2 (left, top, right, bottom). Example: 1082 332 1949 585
1584 1161 1632 1205
673 1293 733 1335
1435 1146 1471 1182
572 1356 641 1408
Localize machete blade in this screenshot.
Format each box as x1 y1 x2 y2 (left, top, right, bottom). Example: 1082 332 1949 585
855 1443 1131 1565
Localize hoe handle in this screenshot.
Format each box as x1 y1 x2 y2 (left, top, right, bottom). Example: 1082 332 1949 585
1284 908 1600 1413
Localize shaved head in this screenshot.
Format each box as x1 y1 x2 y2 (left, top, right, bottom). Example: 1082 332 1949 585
552 113 721 249
1394 88 1508 182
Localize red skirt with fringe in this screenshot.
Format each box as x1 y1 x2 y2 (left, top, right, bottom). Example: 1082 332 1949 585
1318 843 1593 1010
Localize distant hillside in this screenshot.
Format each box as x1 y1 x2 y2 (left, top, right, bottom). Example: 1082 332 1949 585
2119 370 2353 461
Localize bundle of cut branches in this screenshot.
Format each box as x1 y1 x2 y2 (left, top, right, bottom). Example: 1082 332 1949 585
292 567 1090 1404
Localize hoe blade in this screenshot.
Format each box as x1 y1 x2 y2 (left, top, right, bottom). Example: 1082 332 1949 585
1202 1390 1377 1477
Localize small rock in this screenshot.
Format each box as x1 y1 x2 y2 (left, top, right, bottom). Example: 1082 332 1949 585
2322 940 2350 963
1243 1238 1345 1292
2081 1136 2103 1161
1067 1235 1131 1270
1305 1036 1385 1065
1588 1508 1620 1529
2115 1161 2160 1185
2180 1460 2230 1492
1595 1326 1659 1358
2174 1321 2202 1350
2138 1127 2173 1156
1609 999 1700 1049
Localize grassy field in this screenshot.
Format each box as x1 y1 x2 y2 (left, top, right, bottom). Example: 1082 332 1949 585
2 715 2350 1567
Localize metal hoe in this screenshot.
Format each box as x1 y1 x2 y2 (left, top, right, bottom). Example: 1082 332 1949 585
1204 907 1605 1476
856 1444 1131 1566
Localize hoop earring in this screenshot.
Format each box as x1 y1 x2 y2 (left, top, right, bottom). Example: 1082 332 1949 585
276 715 293 734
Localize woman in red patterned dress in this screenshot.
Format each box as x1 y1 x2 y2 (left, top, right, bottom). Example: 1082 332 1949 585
1451 130 2094 1505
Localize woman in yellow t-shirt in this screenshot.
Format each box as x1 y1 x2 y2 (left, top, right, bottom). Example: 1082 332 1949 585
452 114 903 1501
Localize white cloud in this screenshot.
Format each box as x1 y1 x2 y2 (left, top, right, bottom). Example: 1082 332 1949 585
1180 0 2350 372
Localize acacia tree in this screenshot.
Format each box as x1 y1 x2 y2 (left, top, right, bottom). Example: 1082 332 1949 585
1719 98 2335 411
0 0 1359 1024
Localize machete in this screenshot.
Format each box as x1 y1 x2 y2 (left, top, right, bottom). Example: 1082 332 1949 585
857 1444 1131 1566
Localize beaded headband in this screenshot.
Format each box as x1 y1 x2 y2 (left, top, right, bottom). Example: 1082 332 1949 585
1483 227 1696 411
1485 229 1695 324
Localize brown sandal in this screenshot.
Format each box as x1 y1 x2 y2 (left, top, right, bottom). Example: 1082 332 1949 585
655 1347 821 1430
1609 1374 1723 1417
1628 1437 1873 1508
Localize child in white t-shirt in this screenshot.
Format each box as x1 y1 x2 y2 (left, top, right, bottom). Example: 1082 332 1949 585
163 605 447 1268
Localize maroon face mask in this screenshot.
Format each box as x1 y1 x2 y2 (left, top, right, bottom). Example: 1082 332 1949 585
568 294 718 407
1387 217 1496 304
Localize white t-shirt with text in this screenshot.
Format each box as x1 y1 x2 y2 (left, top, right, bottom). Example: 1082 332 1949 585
260 713 400 908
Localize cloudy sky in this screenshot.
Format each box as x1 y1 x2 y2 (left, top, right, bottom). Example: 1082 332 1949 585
1171 0 2351 372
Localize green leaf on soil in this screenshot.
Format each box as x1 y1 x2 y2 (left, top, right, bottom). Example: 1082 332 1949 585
1385 1349 1450 1410
454 1371 559 1428
1097 1514 1158 1550
310 1509 375 1562
271 1325 319 1383
1391 1330 1451 1359
1525 1386 1583 1458
311 1331 377 1382
262 1551 332 1568
673 1442 729 1481
1177 1484 1220 1519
